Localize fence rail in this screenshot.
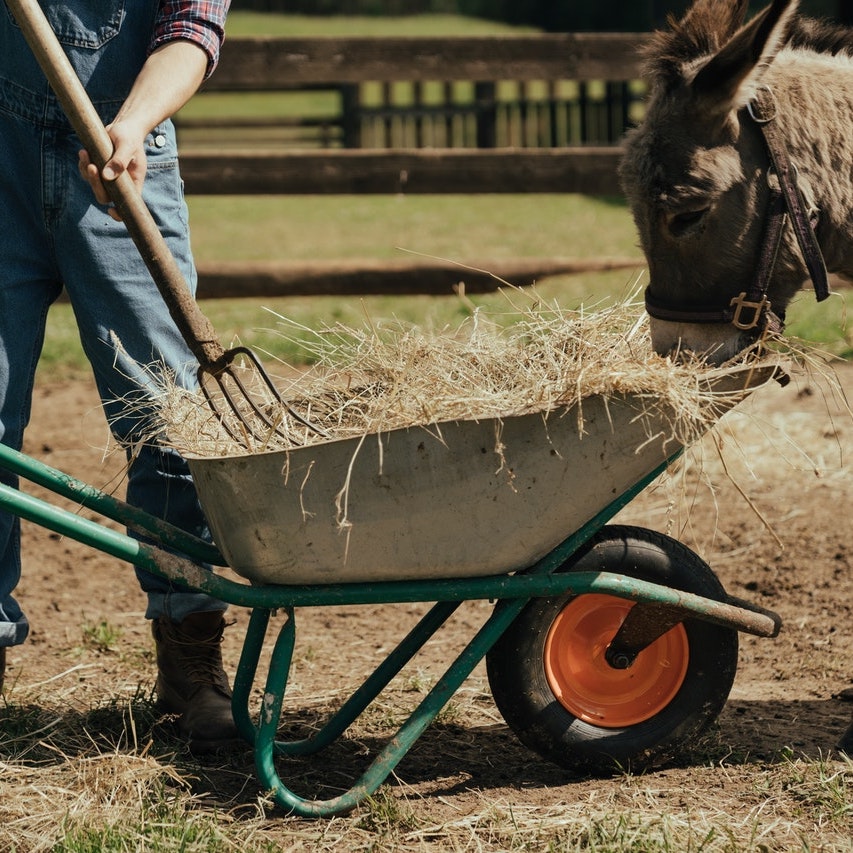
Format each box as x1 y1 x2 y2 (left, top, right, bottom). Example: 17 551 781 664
181 147 624 195
194 256 641 299
205 34 648 88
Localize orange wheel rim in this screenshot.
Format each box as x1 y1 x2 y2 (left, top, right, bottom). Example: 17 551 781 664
544 594 689 728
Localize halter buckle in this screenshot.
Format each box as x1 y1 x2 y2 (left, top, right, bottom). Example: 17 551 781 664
729 292 770 331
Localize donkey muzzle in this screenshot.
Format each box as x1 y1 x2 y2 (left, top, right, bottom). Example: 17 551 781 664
649 318 755 365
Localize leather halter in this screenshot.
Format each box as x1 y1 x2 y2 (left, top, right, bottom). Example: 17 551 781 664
644 86 830 335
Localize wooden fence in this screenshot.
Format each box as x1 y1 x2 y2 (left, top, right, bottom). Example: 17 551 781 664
177 34 649 297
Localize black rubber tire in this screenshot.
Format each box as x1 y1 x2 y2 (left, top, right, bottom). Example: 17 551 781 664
486 525 738 775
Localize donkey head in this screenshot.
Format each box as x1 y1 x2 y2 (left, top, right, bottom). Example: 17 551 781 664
620 0 803 362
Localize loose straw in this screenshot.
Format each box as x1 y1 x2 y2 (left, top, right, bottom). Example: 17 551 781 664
149 295 797 458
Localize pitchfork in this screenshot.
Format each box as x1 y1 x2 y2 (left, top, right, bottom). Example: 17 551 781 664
8 0 327 448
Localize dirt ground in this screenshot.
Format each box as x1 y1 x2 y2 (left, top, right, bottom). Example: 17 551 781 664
5 359 853 846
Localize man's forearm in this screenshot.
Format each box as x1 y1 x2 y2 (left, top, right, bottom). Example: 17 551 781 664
83 39 209 207
112 39 208 139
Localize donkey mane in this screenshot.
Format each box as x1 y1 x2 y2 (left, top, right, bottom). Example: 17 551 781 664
644 0 852 88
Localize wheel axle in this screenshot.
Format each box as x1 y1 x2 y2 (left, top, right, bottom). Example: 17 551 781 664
605 649 635 670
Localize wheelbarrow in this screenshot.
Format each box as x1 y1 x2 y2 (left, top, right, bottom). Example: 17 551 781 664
0 367 783 818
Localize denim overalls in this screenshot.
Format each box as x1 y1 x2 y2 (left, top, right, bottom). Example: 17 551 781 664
0 1 225 646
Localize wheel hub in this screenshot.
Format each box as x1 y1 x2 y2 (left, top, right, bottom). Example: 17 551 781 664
544 594 690 728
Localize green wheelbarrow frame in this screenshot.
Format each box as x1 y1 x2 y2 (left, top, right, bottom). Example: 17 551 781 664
0 441 780 817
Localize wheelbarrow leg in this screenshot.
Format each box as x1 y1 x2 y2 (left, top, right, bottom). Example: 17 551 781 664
252 594 530 817
274 600 462 758
232 601 463 759
231 607 278 745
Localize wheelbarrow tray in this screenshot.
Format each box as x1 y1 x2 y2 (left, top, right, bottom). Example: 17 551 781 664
187 381 755 585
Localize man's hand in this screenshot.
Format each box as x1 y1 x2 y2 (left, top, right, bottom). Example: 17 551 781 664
78 119 148 222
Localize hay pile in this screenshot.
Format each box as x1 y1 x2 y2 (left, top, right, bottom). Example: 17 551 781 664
153 297 785 458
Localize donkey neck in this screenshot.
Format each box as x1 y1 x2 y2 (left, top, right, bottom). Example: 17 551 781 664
762 49 853 279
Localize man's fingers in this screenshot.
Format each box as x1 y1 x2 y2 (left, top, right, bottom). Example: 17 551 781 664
78 133 144 218
77 149 123 219
102 153 132 183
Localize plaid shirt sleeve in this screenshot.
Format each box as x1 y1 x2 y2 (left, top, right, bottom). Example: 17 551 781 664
150 1 231 79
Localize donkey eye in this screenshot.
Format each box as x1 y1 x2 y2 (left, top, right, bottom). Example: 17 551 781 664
667 207 710 236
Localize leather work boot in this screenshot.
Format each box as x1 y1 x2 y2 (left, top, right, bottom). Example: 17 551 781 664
152 611 240 752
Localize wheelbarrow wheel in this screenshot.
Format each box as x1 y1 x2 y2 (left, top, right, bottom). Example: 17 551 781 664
486 524 737 775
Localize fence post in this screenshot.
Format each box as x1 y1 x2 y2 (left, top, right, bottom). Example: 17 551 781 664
414 81 427 147
578 82 589 143
340 84 361 148
474 81 497 148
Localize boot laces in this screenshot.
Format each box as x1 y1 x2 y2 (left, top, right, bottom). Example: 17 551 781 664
167 623 228 690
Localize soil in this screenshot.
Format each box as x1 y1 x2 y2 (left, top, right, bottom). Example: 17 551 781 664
5 361 853 844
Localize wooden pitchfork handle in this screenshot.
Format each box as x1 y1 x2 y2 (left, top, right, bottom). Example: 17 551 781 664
7 0 228 374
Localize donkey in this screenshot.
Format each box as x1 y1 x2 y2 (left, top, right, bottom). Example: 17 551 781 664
620 0 853 752
620 0 853 365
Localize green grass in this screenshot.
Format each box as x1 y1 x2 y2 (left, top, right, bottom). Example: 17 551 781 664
40 196 852 378
185 194 636 262
784 290 853 359
39 182 849 379
79 619 123 654
38 266 640 377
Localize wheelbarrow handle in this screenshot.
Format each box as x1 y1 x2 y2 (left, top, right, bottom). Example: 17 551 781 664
6 0 226 371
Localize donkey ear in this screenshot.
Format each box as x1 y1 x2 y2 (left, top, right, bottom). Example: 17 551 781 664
691 0 798 114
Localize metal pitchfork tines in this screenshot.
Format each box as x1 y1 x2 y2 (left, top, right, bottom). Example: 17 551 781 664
199 345 327 446
9 0 327 448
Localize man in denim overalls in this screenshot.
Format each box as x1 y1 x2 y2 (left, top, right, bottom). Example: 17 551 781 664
0 0 237 752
